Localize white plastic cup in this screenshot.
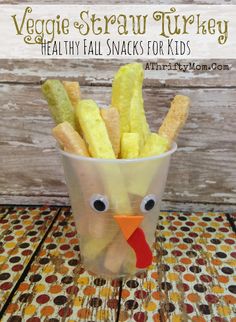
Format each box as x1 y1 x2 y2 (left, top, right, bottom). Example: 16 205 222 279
60 143 177 278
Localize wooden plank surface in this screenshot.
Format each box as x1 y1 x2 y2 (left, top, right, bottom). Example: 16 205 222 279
1 207 121 322
0 206 59 311
0 84 235 205
0 59 235 88
1 198 236 214
119 211 236 321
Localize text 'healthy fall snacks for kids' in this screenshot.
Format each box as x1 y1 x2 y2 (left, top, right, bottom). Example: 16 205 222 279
41 63 190 276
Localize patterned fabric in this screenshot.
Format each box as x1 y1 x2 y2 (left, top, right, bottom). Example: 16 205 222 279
0 207 235 322
0 206 58 311
1 207 120 322
120 212 236 322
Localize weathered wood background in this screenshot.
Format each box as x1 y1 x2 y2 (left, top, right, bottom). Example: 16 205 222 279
0 1 236 211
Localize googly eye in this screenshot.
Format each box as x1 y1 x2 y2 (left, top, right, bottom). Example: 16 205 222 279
140 194 157 213
90 194 109 213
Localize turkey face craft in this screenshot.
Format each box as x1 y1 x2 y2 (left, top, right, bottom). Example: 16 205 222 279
90 193 156 269
42 62 190 277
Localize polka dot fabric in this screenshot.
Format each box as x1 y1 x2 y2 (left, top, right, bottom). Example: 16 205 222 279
1 208 235 321
120 212 236 322
2 208 120 322
0 206 58 310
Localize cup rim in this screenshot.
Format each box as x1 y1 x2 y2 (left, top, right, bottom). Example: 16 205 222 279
59 141 177 163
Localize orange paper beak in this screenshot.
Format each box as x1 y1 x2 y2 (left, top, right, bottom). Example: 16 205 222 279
113 215 144 240
114 215 153 269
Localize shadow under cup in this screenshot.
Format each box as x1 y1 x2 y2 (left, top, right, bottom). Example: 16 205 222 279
60 143 177 278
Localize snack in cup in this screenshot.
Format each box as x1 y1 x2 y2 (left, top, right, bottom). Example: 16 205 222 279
139 133 169 157
62 81 81 109
63 81 83 135
75 99 115 159
52 121 106 247
42 64 190 277
158 94 190 143
53 122 104 243
112 63 144 134
41 79 76 129
122 247 136 275
130 87 150 147
121 132 140 159
75 100 129 253
52 121 89 156
128 95 190 196
100 107 121 158
103 233 130 274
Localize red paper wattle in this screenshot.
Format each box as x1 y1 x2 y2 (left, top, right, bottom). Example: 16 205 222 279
127 227 153 268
